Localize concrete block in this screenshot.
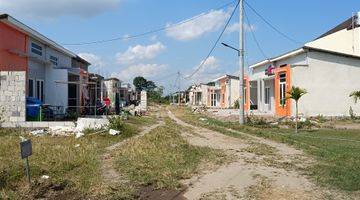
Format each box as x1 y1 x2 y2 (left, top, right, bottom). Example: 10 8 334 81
11 111 20 117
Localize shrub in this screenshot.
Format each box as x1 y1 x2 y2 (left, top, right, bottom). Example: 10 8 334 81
349 106 356 119
108 116 125 131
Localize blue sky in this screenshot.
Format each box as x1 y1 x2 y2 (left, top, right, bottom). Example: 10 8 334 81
1 0 360 93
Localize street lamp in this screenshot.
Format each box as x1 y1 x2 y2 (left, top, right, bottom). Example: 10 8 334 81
221 43 240 56
221 42 245 125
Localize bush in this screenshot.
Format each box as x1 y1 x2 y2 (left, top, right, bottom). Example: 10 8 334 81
349 106 356 119
108 116 125 131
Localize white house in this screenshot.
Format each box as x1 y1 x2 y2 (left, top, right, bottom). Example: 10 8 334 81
248 13 360 117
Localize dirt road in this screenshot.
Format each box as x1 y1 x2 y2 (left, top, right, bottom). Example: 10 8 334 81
167 110 351 200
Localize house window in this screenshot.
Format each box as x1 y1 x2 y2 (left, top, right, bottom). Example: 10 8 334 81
36 80 44 102
28 79 34 97
265 87 270 104
31 43 42 56
50 55 58 66
279 73 286 106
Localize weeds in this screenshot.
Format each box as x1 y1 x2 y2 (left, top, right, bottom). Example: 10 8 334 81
114 118 226 190
0 114 154 198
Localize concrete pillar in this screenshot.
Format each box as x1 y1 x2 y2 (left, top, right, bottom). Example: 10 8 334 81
257 79 261 111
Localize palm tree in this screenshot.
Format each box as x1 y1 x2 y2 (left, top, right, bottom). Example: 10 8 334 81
350 91 360 103
287 86 307 133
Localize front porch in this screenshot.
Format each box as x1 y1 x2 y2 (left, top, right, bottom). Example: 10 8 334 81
248 77 275 115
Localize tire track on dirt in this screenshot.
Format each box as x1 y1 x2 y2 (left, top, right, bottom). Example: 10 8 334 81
167 110 350 200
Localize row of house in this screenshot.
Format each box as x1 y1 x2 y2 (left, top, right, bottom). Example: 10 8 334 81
0 14 137 125
189 12 360 117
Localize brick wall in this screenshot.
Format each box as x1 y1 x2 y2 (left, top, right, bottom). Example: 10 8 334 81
0 71 26 123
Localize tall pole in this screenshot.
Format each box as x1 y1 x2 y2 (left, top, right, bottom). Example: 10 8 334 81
239 0 245 124
177 71 181 105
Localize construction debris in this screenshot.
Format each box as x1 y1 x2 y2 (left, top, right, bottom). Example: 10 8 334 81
75 132 84 139
49 126 75 136
30 129 47 136
41 175 50 180
199 118 207 121
109 129 121 136
75 118 109 132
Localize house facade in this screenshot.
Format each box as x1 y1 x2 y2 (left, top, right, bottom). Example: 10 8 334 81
188 75 249 109
0 14 90 124
103 78 121 112
188 84 210 106
248 13 360 117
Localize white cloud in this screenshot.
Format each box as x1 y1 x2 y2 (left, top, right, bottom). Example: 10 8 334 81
196 56 219 72
78 53 105 71
226 23 256 33
116 42 166 64
0 0 121 19
187 56 222 83
113 63 168 82
166 9 230 41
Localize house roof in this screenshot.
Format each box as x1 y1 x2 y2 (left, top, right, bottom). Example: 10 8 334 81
316 16 359 40
104 77 121 82
249 46 360 68
212 74 239 82
250 13 360 69
74 55 91 65
0 14 84 60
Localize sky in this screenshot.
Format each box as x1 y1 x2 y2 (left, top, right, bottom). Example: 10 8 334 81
1 0 360 94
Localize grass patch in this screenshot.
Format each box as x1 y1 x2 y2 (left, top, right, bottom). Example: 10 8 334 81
171 106 360 191
243 142 277 156
0 115 154 199
114 117 227 190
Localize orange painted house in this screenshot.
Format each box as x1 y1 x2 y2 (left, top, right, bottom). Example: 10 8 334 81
0 14 91 125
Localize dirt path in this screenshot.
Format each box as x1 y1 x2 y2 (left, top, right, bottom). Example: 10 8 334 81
100 120 164 187
167 110 350 200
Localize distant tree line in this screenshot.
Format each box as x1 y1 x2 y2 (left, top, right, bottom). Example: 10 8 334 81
133 76 170 104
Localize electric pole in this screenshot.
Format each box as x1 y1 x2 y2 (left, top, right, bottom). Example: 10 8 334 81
239 0 245 125
177 71 181 105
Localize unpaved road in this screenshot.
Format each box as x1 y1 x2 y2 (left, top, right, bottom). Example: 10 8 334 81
167 110 354 200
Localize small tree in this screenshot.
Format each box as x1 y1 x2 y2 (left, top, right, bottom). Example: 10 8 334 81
287 86 307 133
350 91 360 103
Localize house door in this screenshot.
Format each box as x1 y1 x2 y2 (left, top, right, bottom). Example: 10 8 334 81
36 80 44 102
211 93 217 107
275 65 291 117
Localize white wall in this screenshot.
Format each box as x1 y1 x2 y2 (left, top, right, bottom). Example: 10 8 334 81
45 67 68 108
306 27 360 56
229 79 240 107
250 52 308 114
292 51 360 116
28 37 72 111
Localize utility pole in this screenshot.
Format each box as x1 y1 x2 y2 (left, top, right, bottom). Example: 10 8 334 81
177 71 181 105
239 0 245 125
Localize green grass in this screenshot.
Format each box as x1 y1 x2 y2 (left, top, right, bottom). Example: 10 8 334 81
171 106 360 191
0 115 155 199
114 117 227 190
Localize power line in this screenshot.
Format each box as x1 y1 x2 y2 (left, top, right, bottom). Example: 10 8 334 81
244 8 268 60
185 0 240 79
244 0 301 45
61 0 237 46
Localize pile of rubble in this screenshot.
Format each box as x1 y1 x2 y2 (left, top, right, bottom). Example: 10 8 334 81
192 105 207 114
29 117 119 138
